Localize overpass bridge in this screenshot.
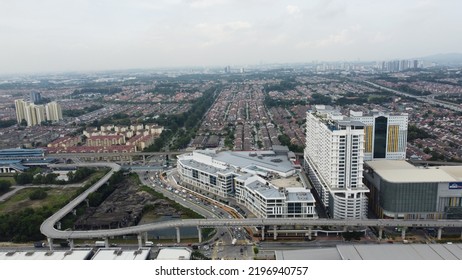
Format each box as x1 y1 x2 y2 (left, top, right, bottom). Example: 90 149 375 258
47 151 184 164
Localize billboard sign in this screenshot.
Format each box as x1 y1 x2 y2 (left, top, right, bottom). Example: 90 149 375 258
448 182 462 189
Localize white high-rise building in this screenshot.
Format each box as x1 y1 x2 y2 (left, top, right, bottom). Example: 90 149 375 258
304 105 369 219
45 101 63 122
14 99 27 124
349 110 408 161
24 103 46 126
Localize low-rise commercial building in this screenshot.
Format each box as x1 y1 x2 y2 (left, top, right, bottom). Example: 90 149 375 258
177 149 317 219
364 160 462 219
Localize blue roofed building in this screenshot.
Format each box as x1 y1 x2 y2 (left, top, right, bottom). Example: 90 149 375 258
0 148 55 174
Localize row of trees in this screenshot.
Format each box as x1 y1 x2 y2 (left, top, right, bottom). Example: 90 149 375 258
145 86 218 151
13 167 96 186
63 104 103 117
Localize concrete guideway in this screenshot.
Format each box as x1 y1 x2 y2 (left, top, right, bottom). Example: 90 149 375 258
40 162 462 250
40 162 121 250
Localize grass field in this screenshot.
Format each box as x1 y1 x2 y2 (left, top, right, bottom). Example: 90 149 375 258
0 187 78 214
0 176 16 185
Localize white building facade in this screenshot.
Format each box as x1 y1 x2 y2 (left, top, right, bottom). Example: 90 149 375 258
234 175 316 219
349 110 408 161
304 106 369 219
177 149 317 219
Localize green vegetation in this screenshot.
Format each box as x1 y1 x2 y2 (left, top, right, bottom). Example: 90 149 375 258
397 84 432 96
87 170 123 207
0 187 79 242
140 185 204 219
191 250 211 260
264 93 333 107
145 86 218 151
223 126 235 149
62 104 103 117
13 167 96 186
0 180 12 194
264 79 298 92
253 246 259 255
0 119 16 128
408 124 434 141
0 168 109 242
29 189 48 200
72 87 122 96
278 134 304 153
342 231 364 241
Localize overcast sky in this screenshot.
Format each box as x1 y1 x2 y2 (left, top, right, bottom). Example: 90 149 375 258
1 0 461 74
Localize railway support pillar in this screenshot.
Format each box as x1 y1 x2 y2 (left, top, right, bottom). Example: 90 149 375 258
401 227 407 240
104 237 109 248
261 227 265 241
378 227 384 240
197 227 202 243
68 239 74 249
47 237 54 251
176 227 181 243
144 232 148 243
137 234 143 248
437 228 443 240
308 227 312 240
273 226 277 240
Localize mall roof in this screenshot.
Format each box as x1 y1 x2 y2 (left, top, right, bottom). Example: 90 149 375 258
0 249 92 260
365 160 461 183
156 248 191 260
276 244 462 260
214 151 294 175
91 248 150 260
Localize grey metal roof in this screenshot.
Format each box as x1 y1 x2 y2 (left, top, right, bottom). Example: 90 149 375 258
277 244 462 260
366 160 461 183
246 180 283 199
214 151 294 175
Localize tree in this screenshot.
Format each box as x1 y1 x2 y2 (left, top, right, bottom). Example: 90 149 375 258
14 173 33 185
0 180 12 193
29 189 48 200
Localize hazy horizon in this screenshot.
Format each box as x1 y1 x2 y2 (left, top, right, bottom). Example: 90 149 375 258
1 0 462 74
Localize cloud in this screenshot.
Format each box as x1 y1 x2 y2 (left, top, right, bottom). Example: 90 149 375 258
370 32 390 44
194 21 253 47
286 5 300 15
187 0 227 8
296 25 361 49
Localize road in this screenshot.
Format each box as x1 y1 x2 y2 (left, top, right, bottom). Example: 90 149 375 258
365 81 462 112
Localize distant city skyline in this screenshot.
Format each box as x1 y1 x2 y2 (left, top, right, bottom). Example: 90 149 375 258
1 0 462 74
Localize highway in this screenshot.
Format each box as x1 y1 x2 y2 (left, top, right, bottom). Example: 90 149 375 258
365 81 462 112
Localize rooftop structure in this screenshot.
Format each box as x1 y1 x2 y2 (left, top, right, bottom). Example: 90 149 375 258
0 249 92 260
0 148 45 160
91 248 150 260
155 248 192 260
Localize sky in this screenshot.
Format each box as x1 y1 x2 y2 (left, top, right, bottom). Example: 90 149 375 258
1 0 461 74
